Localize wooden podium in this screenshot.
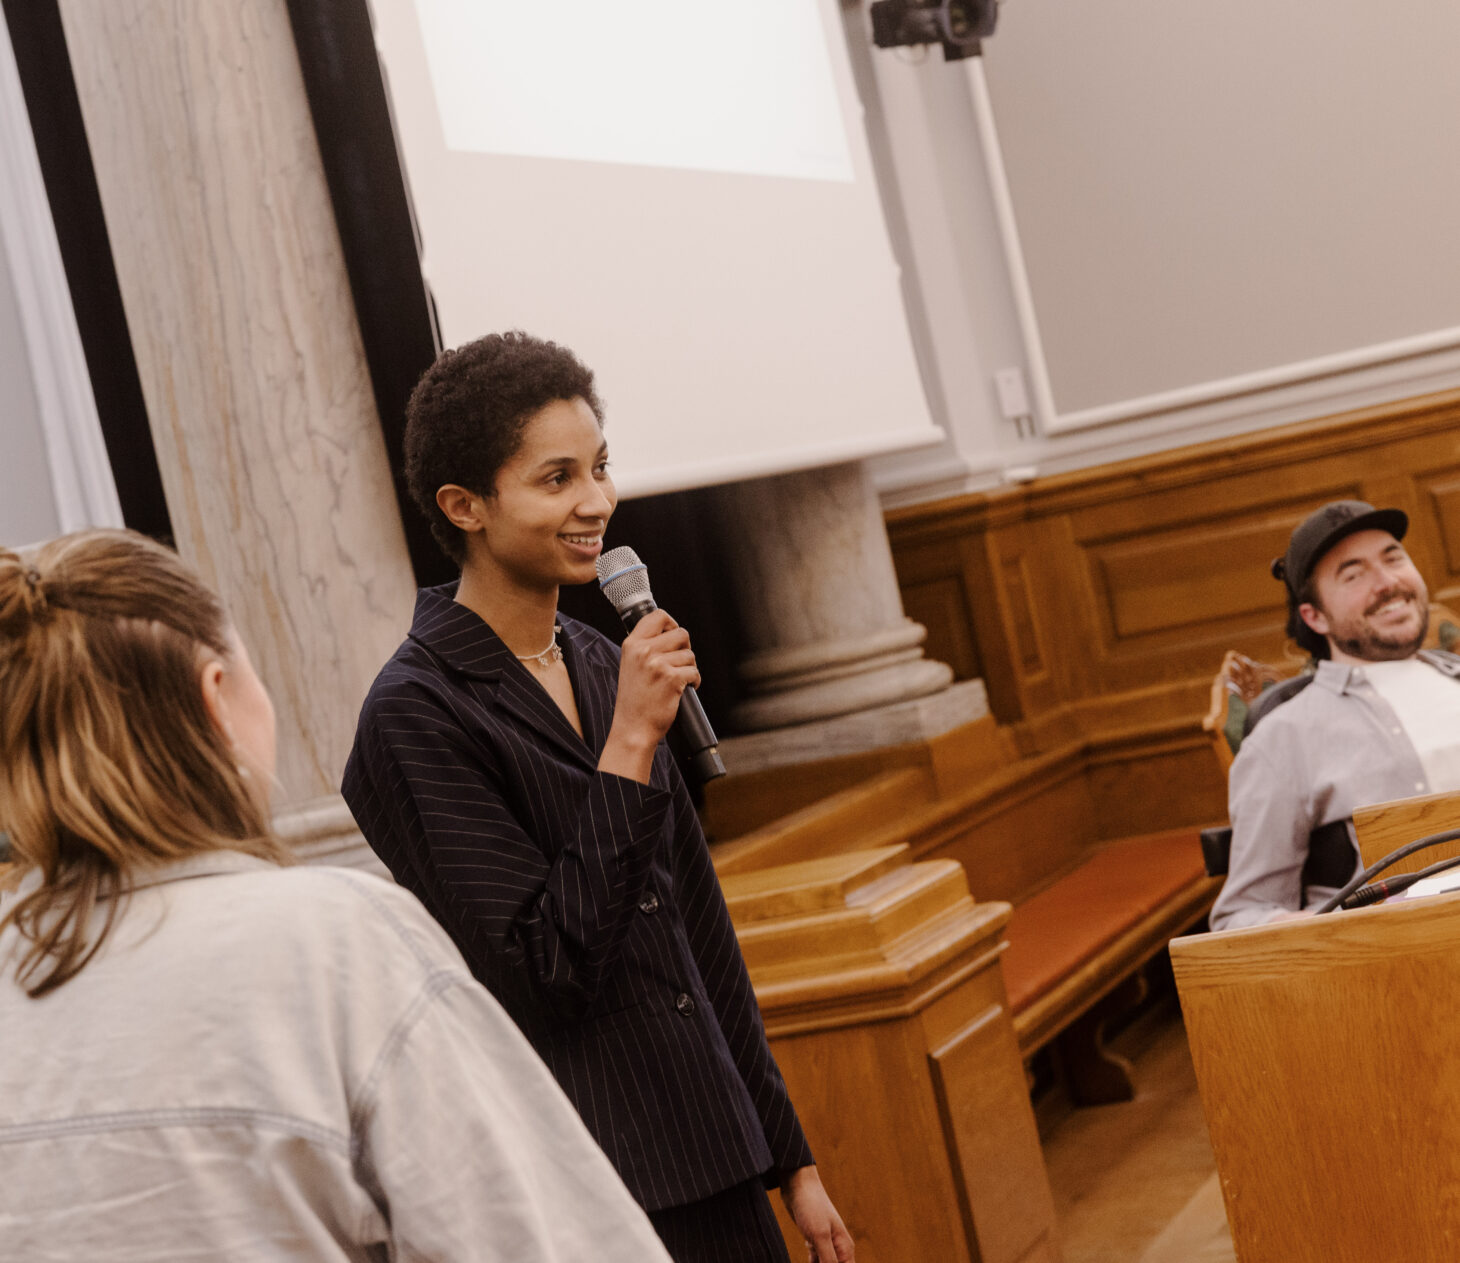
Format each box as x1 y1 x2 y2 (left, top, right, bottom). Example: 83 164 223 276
720 844 1061 1263
1171 891 1460 1261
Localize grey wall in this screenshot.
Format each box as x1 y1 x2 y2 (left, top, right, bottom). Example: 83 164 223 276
983 0 1460 415
0 240 58 546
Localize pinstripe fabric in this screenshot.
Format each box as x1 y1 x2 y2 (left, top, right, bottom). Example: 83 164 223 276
342 585 814 1213
648 1178 793 1263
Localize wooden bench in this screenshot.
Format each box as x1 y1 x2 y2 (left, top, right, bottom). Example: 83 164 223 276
1000 828 1220 1103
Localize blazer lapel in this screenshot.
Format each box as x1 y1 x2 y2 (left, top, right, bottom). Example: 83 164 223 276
494 663 599 771
562 618 620 755
408 586 598 772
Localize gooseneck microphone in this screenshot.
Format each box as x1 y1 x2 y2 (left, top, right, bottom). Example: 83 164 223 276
596 546 727 783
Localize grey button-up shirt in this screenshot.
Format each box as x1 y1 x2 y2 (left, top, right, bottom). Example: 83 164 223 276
1210 656 1460 931
0 853 671 1262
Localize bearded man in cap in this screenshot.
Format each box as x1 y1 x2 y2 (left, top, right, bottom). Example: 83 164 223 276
1210 500 1460 931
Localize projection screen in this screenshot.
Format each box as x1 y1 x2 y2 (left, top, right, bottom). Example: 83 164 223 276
366 0 941 497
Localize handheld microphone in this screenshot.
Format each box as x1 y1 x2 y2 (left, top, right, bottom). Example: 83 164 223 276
596 546 726 783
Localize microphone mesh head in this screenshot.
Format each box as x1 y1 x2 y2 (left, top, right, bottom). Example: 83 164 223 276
596 546 654 612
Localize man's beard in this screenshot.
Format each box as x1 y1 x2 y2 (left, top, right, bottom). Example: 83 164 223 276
1327 587 1430 661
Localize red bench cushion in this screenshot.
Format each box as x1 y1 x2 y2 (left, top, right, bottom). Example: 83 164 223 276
1000 829 1208 1014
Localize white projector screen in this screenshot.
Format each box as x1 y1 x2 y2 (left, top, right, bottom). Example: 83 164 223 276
367 0 940 497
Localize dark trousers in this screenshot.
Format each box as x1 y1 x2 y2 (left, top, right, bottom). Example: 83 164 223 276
648 1178 793 1263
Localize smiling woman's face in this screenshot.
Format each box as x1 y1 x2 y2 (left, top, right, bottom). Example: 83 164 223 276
466 396 617 593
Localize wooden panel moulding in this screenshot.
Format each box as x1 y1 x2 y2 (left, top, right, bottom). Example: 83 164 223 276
1418 471 1460 584
997 552 1046 677
1085 731 1227 841
929 1003 1058 1263
899 574 984 683
704 744 932 842
711 767 938 874
885 388 1460 540
1085 504 1317 644
963 533 1030 723
1062 675 1216 739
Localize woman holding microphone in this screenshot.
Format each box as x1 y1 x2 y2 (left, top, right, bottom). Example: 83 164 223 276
343 331 854 1263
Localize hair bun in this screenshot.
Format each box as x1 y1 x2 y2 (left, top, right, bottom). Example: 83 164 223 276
0 551 49 633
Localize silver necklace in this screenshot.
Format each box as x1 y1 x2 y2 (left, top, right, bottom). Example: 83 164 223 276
515 625 563 669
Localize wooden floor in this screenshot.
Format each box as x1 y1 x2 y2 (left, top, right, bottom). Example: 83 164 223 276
1039 1003 1236 1263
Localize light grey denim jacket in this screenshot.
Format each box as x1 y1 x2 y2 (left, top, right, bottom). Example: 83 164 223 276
1210 657 1460 931
0 853 670 1262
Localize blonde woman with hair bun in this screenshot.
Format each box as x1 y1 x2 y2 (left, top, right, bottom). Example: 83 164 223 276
0 529 670 1262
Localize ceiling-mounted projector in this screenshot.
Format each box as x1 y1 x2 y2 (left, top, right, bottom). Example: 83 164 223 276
870 0 998 61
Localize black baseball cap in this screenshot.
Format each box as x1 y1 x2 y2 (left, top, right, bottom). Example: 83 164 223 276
1271 500 1409 597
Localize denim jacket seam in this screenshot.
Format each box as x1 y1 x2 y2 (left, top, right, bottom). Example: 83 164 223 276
0 1106 350 1154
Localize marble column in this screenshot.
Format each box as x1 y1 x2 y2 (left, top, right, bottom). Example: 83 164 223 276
708 462 986 772
58 0 418 863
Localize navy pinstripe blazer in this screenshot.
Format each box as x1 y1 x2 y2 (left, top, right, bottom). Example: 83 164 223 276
342 585 813 1212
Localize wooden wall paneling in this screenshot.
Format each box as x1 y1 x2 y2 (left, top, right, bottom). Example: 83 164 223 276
703 742 930 842
997 550 1045 679
1356 469 1422 528
1419 473 1460 587
1407 461 1460 600
909 752 1100 905
711 767 938 874
951 530 1028 724
1066 675 1215 739
1068 490 1358 696
887 391 1460 750
894 537 985 685
1083 725 1228 840
704 712 1019 860
920 714 1021 798
732 739 1099 907
1086 512 1293 641
984 520 1070 721
900 574 984 682
1042 512 1111 708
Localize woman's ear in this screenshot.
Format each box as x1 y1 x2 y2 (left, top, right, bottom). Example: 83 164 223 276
199 657 232 745
436 484 486 535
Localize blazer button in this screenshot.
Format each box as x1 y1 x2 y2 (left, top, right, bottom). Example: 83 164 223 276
675 992 697 1017
639 891 661 915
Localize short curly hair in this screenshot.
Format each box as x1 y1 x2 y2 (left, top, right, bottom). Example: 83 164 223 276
404 331 603 563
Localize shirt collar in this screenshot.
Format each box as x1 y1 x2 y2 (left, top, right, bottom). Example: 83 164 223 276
1313 654 1438 695
1313 658 1362 695
5 850 279 904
